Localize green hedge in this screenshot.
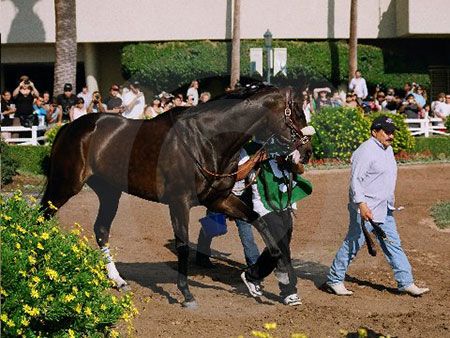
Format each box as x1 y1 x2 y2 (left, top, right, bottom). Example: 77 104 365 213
1 141 19 185
121 40 430 92
414 136 450 159
310 108 415 160
7 145 51 175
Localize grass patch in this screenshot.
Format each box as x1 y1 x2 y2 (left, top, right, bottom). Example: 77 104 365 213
414 136 450 159
430 201 450 229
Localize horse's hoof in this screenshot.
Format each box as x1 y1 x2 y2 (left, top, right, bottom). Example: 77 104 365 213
181 301 198 310
119 283 132 292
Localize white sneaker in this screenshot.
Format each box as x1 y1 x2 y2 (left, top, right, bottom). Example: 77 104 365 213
283 293 302 306
241 272 263 297
402 284 430 297
327 283 354 296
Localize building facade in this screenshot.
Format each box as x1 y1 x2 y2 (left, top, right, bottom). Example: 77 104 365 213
1 0 449 95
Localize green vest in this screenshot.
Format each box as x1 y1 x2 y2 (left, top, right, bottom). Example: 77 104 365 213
244 142 313 213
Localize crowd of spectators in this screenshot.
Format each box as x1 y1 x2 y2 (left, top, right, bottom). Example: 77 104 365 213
301 70 450 123
1 72 449 140
0 76 213 136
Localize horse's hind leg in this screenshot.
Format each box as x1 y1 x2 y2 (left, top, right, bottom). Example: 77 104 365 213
168 201 197 309
87 177 128 290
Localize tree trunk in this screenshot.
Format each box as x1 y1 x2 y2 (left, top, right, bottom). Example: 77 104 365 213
230 0 241 90
348 0 358 82
53 0 77 97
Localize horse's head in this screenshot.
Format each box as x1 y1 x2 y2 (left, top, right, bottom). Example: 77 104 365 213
257 86 315 164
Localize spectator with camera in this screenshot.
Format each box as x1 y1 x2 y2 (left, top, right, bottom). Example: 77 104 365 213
399 94 421 118
12 76 40 127
56 83 77 123
87 91 107 114
122 81 145 119
103 85 123 114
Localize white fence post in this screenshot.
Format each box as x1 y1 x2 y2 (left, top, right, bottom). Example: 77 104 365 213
31 126 38 146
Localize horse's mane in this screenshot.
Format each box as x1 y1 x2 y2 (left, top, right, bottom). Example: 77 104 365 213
211 82 276 102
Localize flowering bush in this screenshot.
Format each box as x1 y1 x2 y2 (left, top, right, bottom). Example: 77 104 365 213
310 108 416 161
310 107 371 160
0 191 137 337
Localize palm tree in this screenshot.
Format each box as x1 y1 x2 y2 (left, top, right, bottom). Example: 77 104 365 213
348 0 358 82
53 0 77 96
230 0 241 90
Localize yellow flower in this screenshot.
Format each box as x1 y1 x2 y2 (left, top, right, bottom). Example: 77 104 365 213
3 215 12 221
64 294 76 303
37 242 44 250
15 243 21 249
84 291 90 298
14 195 22 201
27 195 37 203
28 256 37 265
0 287 7 297
111 295 118 304
37 216 44 223
68 329 75 338
44 254 51 261
110 330 119 338
75 304 82 314
17 329 23 335
122 313 132 323
0 314 8 322
75 222 82 228
32 276 41 283
358 328 368 338
47 295 54 301
84 307 92 316
71 245 80 254
21 317 30 326
83 236 89 242
51 227 59 233
71 229 81 236
45 268 59 280
264 323 277 330
6 319 15 327
48 201 58 210
17 225 27 234
30 289 39 298
100 304 106 311
72 286 78 294
40 232 49 240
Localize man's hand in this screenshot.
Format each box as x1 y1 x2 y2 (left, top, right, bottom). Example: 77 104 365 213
359 202 373 221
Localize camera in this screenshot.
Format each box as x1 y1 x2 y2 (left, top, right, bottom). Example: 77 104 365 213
24 80 30 85
94 94 100 100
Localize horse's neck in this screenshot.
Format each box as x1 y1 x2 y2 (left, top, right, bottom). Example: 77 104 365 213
183 101 267 163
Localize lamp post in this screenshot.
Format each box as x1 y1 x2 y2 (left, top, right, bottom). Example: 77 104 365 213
263 29 272 84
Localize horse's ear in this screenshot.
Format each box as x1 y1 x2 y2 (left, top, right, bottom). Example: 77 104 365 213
301 126 316 136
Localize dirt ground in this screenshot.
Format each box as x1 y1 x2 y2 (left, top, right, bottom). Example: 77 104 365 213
54 163 450 338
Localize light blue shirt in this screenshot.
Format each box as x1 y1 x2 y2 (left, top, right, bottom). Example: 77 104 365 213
349 137 397 222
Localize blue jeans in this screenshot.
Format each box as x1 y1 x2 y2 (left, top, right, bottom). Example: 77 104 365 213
327 206 414 290
197 218 260 267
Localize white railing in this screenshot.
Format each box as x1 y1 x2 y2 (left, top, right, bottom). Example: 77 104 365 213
404 117 449 137
1 125 48 145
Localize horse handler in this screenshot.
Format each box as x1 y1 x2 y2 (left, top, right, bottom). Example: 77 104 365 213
326 116 429 297
240 141 313 306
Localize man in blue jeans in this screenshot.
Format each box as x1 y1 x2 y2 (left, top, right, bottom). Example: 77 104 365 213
326 116 429 297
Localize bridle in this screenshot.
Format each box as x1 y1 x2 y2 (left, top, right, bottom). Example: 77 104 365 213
284 90 311 150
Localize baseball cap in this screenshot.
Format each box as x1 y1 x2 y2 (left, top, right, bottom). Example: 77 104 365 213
110 84 119 91
371 116 399 134
63 83 73 92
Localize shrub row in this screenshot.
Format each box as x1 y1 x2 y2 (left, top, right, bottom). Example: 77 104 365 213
121 40 430 92
310 108 416 160
1 192 137 337
414 136 450 159
1 141 19 185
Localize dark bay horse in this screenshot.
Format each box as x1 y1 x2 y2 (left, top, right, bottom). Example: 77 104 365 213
41 84 314 308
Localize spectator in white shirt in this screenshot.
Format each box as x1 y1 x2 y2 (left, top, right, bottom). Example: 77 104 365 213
122 81 145 119
349 70 368 104
435 94 450 120
77 85 92 110
186 80 199 106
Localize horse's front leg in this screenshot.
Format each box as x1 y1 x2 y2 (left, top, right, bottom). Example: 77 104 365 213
212 195 288 280
168 201 197 309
